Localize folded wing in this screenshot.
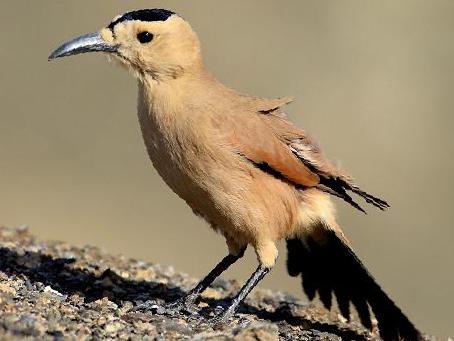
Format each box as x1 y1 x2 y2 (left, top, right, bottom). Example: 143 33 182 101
258 103 389 212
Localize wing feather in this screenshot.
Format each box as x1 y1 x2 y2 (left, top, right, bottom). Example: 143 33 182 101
230 130 320 187
259 108 389 211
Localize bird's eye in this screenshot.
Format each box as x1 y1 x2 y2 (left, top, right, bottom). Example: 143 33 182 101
137 31 154 44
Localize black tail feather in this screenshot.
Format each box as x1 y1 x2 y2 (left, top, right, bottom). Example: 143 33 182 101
352 295 372 330
350 185 390 211
316 184 367 213
318 177 390 213
335 286 351 321
286 230 422 341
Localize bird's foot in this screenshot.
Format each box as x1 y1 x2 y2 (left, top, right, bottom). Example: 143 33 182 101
134 297 200 316
208 305 235 326
135 300 168 315
165 294 199 316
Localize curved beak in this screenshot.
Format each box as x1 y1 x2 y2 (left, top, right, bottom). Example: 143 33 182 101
48 32 118 61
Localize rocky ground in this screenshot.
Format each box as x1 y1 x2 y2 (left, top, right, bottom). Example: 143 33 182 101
0 226 435 340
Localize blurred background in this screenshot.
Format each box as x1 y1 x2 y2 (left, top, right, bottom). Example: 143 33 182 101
1 0 453 337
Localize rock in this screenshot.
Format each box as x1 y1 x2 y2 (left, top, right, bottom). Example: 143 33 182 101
104 320 124 334
0 283 16 296
201 287 223 300
0 226 437 340
233 322 279 341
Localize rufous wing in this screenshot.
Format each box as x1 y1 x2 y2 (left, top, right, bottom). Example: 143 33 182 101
228 117 320 188
258 107 389 212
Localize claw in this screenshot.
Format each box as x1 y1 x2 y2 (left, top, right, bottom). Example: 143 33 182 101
209 306 235 326
165 295 200 316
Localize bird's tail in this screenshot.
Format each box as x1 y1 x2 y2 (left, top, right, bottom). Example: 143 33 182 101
286 228 422 341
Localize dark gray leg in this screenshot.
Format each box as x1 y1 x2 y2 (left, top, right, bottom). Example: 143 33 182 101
167 247 246 313
210 264 271 324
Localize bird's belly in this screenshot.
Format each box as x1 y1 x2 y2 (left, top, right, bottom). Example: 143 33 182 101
138 124 220 224
144 141 203 204
146 145 233 233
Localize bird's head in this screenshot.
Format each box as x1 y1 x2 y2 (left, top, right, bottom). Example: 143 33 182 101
49 9 203 80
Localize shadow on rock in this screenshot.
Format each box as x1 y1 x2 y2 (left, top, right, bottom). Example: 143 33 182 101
191 297 370 341
0 247 185 304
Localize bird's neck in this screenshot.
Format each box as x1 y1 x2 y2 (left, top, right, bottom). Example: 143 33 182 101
138 68 235 121
138 73 193 120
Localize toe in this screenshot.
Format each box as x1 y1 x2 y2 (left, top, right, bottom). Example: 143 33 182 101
165 297 199 316
209 307 235 326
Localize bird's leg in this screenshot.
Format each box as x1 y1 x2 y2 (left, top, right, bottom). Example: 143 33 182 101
167 246 246 314
210 264 271 325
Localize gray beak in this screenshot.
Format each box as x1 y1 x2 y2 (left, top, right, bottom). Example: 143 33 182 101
48 32 118 60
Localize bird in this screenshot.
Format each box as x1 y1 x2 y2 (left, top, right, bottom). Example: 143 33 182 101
49 8 422 341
